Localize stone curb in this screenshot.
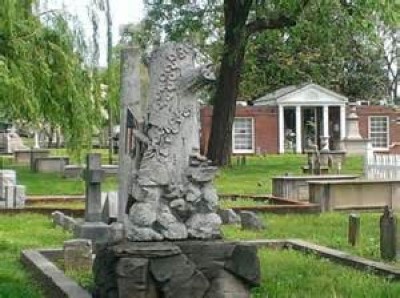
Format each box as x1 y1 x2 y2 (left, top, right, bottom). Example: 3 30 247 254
21 249 91 298
287 239 400 280
244 239 400 280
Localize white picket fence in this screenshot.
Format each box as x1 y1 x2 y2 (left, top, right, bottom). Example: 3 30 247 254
365 153 400 180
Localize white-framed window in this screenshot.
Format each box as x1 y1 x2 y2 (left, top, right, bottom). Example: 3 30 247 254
232 117 254 154
369 116 389 149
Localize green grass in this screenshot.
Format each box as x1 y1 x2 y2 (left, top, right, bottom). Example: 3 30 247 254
0 214 71 297
0 154 376 297
0 154 364 196
255 249 400 297
219 198 271 209
2 213 400 297
27 200 85 209
48 148 118 165
223 212 384 262
0 156 116 195
13 164 117 195
216 154 364 194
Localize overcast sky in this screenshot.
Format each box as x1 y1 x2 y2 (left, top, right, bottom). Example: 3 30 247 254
41 0 144 65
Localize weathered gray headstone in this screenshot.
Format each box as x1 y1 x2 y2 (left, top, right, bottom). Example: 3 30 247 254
84 153 104 222
218 208 241 225
240 211 265 230
14 185 25 207
4 185 14 208
63 239 93 271
380 206 397 261
64 215 77 232
51 211 65 227
101 191 118 224
0 169 16 188
348 213 360 246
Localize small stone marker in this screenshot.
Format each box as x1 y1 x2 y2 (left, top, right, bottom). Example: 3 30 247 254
218 209 241 225
380 206 397 261
75 154 118 244
51 211 65 227
348 213 360 246
63 239 93 271
101 191 119 224
64 216 77 232
84 153 104 222
240 211 265 230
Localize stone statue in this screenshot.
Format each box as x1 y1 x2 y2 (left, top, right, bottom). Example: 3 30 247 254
94 44 260 298
124 42 220 241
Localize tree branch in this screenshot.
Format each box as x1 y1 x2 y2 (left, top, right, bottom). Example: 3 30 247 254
246 0 310 36
246 15 296 35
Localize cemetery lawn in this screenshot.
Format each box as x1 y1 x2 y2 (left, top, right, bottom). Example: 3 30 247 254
2 213 400 297
0 154 363 196
14 165 117 195
0 213 71 297
216 154 363 194
223 212 384 261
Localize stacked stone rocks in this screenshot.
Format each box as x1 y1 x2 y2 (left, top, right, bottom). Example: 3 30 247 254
94 241 260 298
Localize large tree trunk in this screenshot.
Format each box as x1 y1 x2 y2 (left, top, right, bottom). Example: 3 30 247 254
207 1 252 166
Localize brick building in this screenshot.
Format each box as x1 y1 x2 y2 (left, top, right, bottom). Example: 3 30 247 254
200 84 400 155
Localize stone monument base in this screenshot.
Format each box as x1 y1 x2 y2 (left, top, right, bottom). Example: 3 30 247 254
74 222 124 245
341 139 369 155
93 240 260 298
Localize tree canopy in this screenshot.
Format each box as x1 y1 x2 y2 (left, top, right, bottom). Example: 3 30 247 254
144 0 397 102
143 0 399 165
0 0 101 153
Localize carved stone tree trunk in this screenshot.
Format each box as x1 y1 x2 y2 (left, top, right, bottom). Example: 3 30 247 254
207 1 252 166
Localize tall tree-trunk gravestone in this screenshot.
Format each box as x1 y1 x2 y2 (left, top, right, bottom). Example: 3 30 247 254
94 43 260 298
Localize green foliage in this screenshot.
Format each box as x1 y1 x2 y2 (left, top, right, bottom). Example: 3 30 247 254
144 0 398 102
241 1 390 102
0 1 102 154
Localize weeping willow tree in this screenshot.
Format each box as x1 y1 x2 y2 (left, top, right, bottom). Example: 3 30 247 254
0 0 101 154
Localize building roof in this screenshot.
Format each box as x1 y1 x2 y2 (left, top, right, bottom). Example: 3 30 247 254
253 83 348 106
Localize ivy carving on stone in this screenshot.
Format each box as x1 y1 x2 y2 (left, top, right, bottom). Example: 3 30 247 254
125 42 220 241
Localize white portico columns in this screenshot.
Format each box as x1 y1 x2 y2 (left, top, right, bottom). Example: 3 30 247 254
323 105 329 138
278 105 284 153
340 104 346 140
33 131 40 149
295 106 302 153
322 105 330 151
